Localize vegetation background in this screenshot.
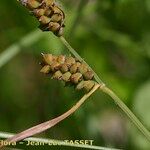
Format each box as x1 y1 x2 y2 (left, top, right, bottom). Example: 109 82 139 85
0 0 150 149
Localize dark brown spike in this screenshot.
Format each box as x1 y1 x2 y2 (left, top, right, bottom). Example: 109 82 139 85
18 0 65 36
40 54 96 92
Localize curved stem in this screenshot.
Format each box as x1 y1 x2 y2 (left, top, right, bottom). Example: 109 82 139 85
100 86 150 142
59 36 150 142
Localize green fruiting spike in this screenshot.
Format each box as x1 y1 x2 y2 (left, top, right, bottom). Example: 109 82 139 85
40 65 51 74
62 72 72 82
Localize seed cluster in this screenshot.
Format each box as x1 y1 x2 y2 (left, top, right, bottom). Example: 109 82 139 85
40 54 96 91
18 0 65 36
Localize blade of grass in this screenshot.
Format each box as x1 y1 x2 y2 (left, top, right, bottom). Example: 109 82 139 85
0 29 42 68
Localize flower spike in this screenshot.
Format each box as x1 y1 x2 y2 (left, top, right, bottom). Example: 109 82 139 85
40 53 96 92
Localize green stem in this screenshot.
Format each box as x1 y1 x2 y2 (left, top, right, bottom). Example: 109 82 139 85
59 36 104 85
0 29 42 68
59 36 150 142
101 86 150 142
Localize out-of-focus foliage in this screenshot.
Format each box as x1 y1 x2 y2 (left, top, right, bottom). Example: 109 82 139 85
0 0 150 149
131 81 150 149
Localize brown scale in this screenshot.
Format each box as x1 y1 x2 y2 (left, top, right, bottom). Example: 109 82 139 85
40 53 96 92
18 0 65 36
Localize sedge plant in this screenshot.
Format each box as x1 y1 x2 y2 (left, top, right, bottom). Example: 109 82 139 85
0 0 150 149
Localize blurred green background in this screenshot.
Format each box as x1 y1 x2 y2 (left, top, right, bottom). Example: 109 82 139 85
0 0 150 149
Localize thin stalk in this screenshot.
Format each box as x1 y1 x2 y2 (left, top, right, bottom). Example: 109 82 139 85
100 86 150 142
59 36 150 142
1 84 100 149
0 132 120 150
59 36 104 85
0 29 42 68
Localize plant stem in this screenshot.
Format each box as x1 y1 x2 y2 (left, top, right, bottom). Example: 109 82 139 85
100 86 150 142
59 36 150 142
0 29 42 68
59 36 104 85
